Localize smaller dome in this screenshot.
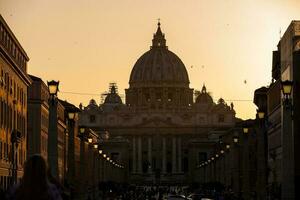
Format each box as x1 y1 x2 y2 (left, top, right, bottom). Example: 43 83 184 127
104 84 122 104
89 99 97 106
195 85 213 104
86 99 98 110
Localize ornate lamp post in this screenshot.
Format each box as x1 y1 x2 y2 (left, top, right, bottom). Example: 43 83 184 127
47 80 59 178
281 80 294 199
241 121 251 200
256 108 268 200
78 126 87 200
67 110 78 200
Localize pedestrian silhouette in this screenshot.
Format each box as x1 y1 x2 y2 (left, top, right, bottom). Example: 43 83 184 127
6 154 62 200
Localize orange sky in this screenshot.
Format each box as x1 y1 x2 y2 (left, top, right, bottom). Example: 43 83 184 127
1 0 300 119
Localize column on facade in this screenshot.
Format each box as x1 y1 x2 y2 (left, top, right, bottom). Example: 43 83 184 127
177 137 182 173
137 136 142 173
132 137 136 173
172 137 177 173
148 137 152 173
162 137 166 173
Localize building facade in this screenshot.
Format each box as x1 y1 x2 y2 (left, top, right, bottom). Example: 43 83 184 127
251 20 300 200
0 15 32 190
80 23 237 184
56 100 67 183
27 75 49 159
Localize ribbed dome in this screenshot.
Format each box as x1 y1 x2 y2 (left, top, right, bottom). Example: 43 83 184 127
196 93 213 104
129 23 189 88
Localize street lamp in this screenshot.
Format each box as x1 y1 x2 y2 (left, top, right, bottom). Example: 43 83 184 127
243 127 249 134
79 126 85 135
233 136 239 144
215 154 219 158
220 149 224 154
281 80 293 99
103 154 107 158
67 109 78 200
68 112 76 120
226 144 230 149
280 80 294 199
99 150 102 154
88 137 93 144
93 143 98 149
257 109 265 120
47 80 59 96
77 125 87 197
47 80 60 179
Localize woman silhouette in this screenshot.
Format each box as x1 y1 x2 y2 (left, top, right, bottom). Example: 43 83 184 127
7 154 62 200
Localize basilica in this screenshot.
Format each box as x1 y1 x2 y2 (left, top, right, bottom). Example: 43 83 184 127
79 22 237 184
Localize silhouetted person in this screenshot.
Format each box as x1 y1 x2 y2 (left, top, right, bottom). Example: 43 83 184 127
6 154 62 200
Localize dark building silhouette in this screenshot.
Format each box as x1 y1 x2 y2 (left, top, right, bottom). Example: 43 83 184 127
80 23 237 184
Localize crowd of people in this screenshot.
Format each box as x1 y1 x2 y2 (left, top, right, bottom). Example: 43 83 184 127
98 184 188 200
0 154 242 200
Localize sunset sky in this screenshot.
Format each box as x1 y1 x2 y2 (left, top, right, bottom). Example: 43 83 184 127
1 0 300 119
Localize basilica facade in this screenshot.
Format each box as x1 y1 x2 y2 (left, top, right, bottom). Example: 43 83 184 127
79 23 237 184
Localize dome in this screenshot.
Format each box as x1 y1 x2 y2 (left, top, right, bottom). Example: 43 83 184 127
104 84 122 104
129 23 189 88
195 85 213 104
89 99 97 106
86 99 98 110
104 93 122 104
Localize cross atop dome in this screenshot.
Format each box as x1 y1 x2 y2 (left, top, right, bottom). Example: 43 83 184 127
151 19 167 49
